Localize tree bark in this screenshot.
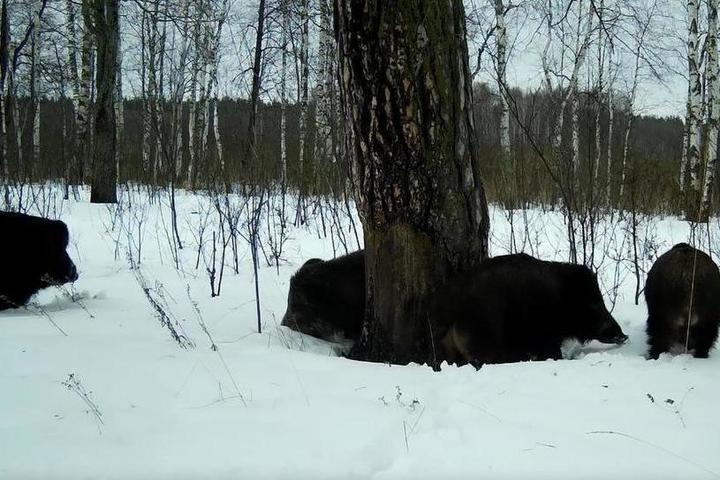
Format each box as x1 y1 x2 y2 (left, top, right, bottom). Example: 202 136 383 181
246 0 266 169
315 0 334 166
65 0 80 190
296 0 309 194
279 0 288 188
552 1 593 151
495 0 510 157
78 0 95 184
606 45 614 205
90 0 118 203
702 0 720 221
114 5 123 179
336 0 490 365
209 0 227 177
0 0 8 183
30 0 42 176
593 0 604 185
618 1 654 204
687 0 703 218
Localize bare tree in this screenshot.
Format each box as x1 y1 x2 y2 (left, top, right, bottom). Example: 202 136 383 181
209 0 228 176
65 0 81 193
685 0 703 218
0 0 9 185
78 0 95 183
279 0 289 189
618 2 655 204
246 0 267 169
114 3 124 178
702 0 720 221
295 0 309 216
336 0 490 365
30 0 43 173
495 0 510 157
90 0 119 203
606 43 615 204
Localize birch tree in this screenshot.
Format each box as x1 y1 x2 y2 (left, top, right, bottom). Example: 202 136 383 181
30 0 42 173
114 3 123 177
141 1 163 184
296 0 309 198
65 0 81 191
186 0 201 184
593 0 605 184
618 3 654 203
702 0 720 220
279 0 289 189
551 1 594 152
209 0 228 176
685 0 703 217
606 44 615 204
336 0 490 365
495 0 510 157
189 1 210 184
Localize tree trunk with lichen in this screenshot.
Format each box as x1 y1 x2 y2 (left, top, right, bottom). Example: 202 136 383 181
335 0 490 366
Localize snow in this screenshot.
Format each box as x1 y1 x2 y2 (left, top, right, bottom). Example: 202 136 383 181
2 187 720 479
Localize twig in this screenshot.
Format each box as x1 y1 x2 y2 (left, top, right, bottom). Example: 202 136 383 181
586 430 720 478
62 373 103 434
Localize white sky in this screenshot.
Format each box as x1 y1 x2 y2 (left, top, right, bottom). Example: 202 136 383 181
466 0 689 118
111 0 690 119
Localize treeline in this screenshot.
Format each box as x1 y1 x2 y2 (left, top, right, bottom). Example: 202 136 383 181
476 85 685 214
3 83 686 214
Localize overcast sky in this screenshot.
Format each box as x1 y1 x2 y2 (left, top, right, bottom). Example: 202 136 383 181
114 0 689 119
466 0 688 118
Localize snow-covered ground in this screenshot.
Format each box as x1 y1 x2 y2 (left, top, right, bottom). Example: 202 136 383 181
2 187 720 479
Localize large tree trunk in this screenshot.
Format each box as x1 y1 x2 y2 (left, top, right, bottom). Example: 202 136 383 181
336 0 490 365
90 0 118 203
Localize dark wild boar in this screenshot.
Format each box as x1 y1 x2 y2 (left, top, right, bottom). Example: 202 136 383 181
645 243 720 359
0 212 79 310
436 253 627 367
281 250 365 342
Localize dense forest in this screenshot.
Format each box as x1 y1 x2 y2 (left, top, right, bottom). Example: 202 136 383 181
4 87 685 214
